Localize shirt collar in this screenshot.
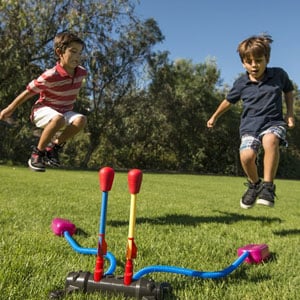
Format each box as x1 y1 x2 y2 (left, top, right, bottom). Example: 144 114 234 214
243 67 273 85
55 62 77 77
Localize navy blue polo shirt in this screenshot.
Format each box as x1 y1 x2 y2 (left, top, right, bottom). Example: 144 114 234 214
226 67 294 137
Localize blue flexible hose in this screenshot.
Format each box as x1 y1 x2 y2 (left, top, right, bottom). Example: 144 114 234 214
64 231 117 275
132 250 249 280
64 230 249 280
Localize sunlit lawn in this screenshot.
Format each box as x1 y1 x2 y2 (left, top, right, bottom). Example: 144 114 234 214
0 165 299 299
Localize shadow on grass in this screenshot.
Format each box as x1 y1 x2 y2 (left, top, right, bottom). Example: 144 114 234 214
272 229 300 236
267 252 278 263
76 227 89 237
108 211 282 227
220 266 273 283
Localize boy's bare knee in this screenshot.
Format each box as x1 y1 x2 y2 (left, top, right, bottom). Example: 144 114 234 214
262 134 279 149
73 115 87 129
240 149 256 166
50 115 66 128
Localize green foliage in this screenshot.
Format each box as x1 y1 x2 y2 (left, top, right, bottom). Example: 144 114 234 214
144 58 223 171
0 0 165 168
0 166 299 299
1 1 300 178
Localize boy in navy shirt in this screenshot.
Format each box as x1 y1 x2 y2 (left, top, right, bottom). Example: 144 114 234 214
207 34 295 208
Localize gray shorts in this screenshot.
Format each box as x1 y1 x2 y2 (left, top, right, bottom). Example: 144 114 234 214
239 126 287 153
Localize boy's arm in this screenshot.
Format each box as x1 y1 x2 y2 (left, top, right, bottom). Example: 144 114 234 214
284 91 295 128
0 90 34 120
207 99 232 128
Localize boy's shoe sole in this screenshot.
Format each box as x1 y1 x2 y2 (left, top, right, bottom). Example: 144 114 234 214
256 198 274 207
240 199 256 209
240 180 263 209
28 158 46 172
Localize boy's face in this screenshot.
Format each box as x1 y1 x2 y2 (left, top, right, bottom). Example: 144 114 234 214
242 55 267 81
57 42 83 73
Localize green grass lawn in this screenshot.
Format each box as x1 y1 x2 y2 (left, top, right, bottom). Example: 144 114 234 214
0 165 299 300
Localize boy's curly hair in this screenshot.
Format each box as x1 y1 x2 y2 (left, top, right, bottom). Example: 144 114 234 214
54 32 85 59
237 34 273 63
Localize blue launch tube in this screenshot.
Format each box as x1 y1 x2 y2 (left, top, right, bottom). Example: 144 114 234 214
133 250 249 280
99 191 108 235
64 231 117 275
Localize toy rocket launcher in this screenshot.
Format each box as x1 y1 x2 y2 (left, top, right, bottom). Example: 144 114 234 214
51 167 269 300
124 169 143 285
94 167 115 282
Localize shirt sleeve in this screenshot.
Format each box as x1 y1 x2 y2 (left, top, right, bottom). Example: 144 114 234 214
27 76 47 94
225 76 245 104
280 68 294 93
26 68 56 94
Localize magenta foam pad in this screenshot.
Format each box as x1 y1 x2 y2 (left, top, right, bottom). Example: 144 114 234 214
51 218 76 236
237 244 270 264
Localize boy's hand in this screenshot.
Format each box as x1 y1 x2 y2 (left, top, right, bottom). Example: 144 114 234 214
207 117 216 128
285 116 295 129
0 107 13 120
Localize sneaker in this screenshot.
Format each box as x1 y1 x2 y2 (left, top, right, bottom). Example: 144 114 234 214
240 180 263 209
28 147 46 172
257 182 276 207
45 143 63 167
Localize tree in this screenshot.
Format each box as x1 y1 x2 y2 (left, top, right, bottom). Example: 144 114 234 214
147 57 237 172
82 16 164 166
0 0 163 167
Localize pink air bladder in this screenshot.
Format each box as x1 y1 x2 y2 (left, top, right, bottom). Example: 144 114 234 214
237 244 270 264
51 218 76 236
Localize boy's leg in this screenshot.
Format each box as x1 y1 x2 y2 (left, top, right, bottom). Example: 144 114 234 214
53 115 86 145
239 136 262 209
29 108 65 171
46 114 86 166
257 133 280 207
261 133 280 182
37 115 66 150
240 149 260 184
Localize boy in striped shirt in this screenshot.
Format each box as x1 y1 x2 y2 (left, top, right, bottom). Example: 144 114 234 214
0 32 87 172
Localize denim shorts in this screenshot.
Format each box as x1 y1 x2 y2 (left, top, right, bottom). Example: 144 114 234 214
239 126 287 153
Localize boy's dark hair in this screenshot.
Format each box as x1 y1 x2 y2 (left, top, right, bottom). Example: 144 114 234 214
54 32 85 59
237 34 273 63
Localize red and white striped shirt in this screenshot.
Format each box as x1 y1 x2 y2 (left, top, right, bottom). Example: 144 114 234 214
27 62 87 114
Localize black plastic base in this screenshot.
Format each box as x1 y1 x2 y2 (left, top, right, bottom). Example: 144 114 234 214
64 271 172 300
